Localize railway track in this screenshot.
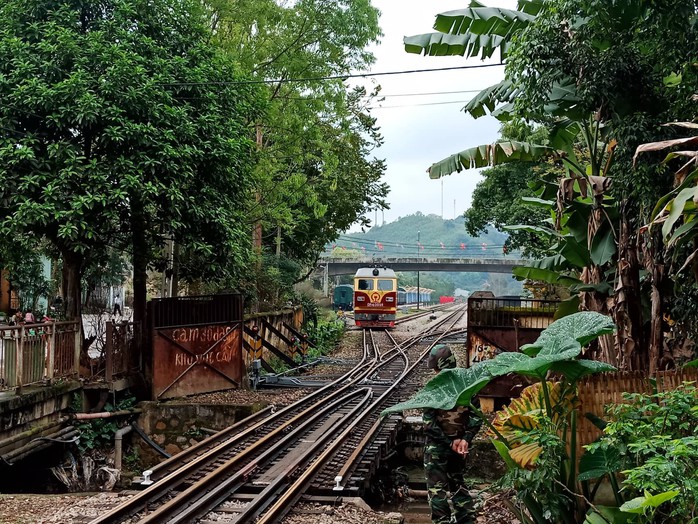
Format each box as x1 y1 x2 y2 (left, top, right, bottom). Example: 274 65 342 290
90 304 467 524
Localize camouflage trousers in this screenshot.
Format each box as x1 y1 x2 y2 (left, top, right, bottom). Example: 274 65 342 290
424 442 476 524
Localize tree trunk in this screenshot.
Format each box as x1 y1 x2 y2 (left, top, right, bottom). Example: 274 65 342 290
580 206 617 365
130 193 149 378
61 251 83 321
612 212 646 371
171 242 180 297
642 231 665 375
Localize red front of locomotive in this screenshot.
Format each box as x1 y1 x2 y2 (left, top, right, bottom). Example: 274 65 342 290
353 267 397 328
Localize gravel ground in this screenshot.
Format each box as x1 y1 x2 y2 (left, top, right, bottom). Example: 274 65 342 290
0 308 519 524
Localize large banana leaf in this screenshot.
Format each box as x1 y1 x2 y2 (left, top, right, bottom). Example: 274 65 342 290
462 79 518 119
428 141 557 179
380 363 493 416
403 1 536 61
404 31 507 60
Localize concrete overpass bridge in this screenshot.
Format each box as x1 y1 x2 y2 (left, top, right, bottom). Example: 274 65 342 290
316 256 526 277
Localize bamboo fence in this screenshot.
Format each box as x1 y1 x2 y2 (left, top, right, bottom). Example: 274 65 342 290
575 368 698 457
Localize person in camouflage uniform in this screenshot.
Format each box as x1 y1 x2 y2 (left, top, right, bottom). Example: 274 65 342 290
423 344 481 524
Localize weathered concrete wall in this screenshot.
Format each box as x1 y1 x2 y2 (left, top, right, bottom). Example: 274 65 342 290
136 401 265 461
0 380 81 456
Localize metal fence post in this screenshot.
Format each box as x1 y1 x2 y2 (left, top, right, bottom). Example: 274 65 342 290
17 326 24 392
105 321 113 384
47 322 56 381
74 323 82 378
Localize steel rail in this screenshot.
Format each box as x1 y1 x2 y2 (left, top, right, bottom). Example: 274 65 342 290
141 388 374 524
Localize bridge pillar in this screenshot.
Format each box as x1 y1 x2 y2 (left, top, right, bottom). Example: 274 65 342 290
322 263 329 297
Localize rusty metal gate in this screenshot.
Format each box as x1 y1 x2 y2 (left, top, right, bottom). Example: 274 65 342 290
150 294 244 400
467 292 558 402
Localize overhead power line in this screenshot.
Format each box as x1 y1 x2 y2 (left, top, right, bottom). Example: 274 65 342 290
158 63 504 87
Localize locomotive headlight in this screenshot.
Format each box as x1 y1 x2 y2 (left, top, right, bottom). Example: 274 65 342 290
356 296 366 302
385 297 394 302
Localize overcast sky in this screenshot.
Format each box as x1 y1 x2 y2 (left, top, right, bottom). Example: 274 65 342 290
349 0 516 231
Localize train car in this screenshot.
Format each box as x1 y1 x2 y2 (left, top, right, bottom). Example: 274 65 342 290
397 287 407 306
332 284 354 311
353 266 398 328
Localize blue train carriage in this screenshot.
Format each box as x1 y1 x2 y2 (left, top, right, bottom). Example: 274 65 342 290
353 266 398 328
332 284 354 311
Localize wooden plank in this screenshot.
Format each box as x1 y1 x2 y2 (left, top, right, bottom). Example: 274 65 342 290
283 322 317 348
261 319 294 347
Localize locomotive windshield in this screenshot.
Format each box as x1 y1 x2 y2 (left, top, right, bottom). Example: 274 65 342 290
357 279 373 290
377 279 395 291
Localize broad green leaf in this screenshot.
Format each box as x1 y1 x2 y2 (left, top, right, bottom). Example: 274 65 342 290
504 223 559 237
663 72 683 87
662 186 697 239
554 295 580 319
584 506 631 524
578 447 622 481
462 79 517 119
380 363 492 416
428 141 559 179
521 196 554 208
590 227 616 266
569 281 613 294
621 491 679 513
561 236 592 268
512 265 581 286
667 218 698 247
549 118 581 158
522 312 615 356
485 342 581 379
550 359 617 382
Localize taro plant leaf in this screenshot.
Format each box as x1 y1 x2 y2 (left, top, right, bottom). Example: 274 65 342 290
550 359 617 383
380 363 492 416
484 344 581 380
620 490 680 514
521 311 615 357
590 227 616 266
578 447 622 482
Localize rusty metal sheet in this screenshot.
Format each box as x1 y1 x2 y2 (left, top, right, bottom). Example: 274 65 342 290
153 323 243 400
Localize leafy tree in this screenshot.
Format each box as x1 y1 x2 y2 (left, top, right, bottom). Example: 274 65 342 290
206 0 388 294
0 0 264 339
404 0 698 371
465 121 555 256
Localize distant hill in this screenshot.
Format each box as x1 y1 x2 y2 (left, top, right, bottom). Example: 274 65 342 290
326 212 510 259
324 213 523 297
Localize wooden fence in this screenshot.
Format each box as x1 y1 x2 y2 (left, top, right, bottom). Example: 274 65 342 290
576 368 698 456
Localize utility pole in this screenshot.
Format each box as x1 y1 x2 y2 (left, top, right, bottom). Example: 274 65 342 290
441 179 444 219
417 230 420 311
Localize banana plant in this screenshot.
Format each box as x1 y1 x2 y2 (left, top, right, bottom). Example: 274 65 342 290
403 0 659 371
635 123 698 276
382 312 617 524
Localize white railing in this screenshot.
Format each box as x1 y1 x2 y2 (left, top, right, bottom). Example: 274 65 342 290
0 321 81 391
